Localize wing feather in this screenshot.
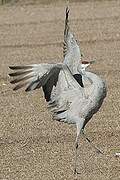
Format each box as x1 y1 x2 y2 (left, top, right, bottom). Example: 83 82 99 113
9 64 61 101
9 63 86 124
9 64 55 91
10 74 34 84
9 70 33 77
13 80 31 91
63 7 82 73
9 65 33 70
49 65 85 123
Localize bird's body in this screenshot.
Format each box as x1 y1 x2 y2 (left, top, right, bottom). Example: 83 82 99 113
80 71 106 129
9 7 107 174
50 69 106 132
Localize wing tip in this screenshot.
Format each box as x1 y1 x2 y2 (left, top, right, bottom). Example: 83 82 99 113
9 66 16 70
8 73 13 77
9 65 33 70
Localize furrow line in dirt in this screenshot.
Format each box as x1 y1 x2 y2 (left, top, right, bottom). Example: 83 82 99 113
0 38 120 49
0 15 119 27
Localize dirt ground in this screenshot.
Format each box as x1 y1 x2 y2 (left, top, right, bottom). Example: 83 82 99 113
0 0 120 179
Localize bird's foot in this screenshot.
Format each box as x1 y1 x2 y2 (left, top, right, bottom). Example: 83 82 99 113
74 168 81 175
81 130 104 155
96 149 104 154
75 142 78 149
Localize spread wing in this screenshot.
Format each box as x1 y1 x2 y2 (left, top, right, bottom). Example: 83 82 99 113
63 7 82 74
9 63 86 123
9 63 61 101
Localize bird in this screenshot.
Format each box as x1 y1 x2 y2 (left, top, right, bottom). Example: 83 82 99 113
9 7 107 174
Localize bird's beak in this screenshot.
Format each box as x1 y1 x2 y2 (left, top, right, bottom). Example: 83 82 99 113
89 60 95 64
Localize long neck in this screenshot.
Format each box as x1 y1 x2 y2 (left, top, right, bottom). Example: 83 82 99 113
85 71 107 100
86 71 104 84
64 59 80 74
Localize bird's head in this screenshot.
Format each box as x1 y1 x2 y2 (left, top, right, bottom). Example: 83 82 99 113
81 60 95 70
78 60 95 74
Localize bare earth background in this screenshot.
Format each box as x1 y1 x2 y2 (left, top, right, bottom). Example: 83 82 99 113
0 0 120 179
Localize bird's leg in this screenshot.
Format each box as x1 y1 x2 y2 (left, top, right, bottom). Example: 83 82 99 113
74 122 83 175
74 134 79 174
74 120 85 174
81 129 103 154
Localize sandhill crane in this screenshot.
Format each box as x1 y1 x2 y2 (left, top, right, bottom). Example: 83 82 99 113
9 7 107 174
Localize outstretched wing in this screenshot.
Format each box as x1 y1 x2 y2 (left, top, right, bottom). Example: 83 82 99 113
9 63 85 123
9 63 62 101
63 7 82 74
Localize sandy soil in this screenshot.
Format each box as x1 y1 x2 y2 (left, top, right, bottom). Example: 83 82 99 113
0 0 120 179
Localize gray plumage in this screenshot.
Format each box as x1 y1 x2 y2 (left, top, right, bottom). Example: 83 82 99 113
9 7 107 174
